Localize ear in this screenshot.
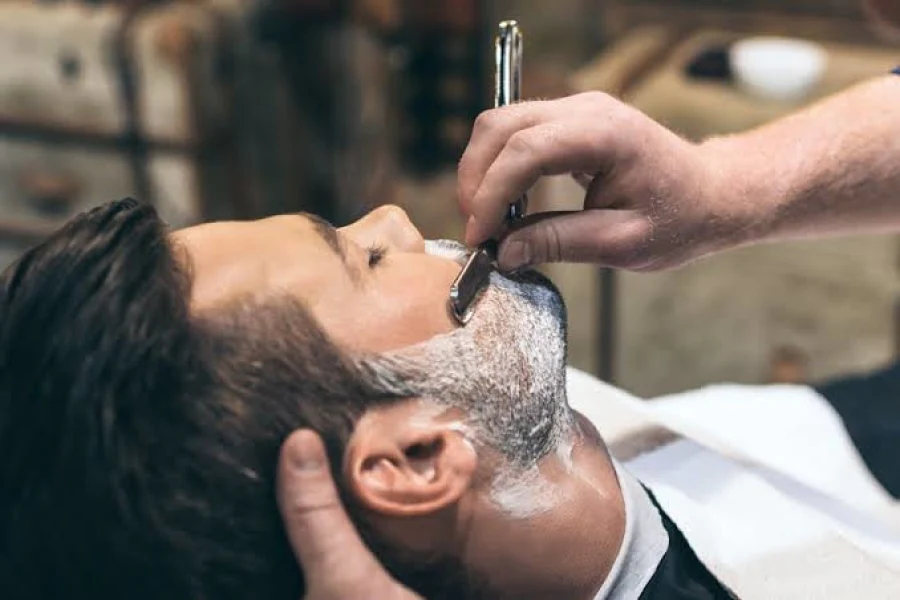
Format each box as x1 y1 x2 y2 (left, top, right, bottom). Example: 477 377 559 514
345 401 477 517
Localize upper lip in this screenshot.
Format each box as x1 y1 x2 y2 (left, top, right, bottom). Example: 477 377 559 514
424 239 470 266
426 239 558 292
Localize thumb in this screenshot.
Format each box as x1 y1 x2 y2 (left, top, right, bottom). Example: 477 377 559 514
277 430 391 597
497 209 649 270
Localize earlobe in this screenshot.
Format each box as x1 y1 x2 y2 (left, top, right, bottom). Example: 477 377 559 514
346 403 477 517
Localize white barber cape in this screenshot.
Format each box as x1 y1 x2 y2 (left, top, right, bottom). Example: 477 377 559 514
565 367 900 599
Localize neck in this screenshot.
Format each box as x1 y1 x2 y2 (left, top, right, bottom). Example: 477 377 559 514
462 412 626 600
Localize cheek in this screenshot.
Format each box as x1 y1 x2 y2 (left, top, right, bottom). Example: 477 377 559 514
366 261 460 351
323 258 460 353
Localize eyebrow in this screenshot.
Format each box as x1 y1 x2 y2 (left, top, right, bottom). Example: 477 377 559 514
301 212 361 281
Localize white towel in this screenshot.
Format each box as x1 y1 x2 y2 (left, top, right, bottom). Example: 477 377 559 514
566 367 900 599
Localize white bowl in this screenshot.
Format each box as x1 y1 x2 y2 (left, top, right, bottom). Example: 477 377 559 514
729 37 828 103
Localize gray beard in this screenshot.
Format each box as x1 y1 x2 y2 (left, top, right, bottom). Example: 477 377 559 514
355 240 573 467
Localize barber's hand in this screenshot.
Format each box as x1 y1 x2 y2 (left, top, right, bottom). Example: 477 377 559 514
459 92 743 272
277 430 423 600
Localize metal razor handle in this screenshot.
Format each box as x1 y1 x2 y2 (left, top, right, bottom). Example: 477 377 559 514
447 21 528 326
495 20 527 223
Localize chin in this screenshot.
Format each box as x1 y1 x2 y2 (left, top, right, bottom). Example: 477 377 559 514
499 267 568 343
502 266 561 296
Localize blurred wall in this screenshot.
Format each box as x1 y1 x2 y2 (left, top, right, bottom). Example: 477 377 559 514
490 0 595 64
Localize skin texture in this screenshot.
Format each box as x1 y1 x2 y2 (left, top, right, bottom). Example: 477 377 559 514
703 76 900 245
174 206 625 600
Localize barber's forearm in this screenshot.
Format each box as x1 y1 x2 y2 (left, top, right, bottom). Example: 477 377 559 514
703 75 900 249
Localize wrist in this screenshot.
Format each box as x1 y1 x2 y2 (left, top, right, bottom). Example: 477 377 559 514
698 134 790 251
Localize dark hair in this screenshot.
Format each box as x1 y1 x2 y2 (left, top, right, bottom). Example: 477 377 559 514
0 200 485 599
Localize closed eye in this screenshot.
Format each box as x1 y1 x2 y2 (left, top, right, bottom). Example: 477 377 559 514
367 244 387 268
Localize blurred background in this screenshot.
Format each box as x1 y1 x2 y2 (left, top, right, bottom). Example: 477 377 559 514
1 0 899 397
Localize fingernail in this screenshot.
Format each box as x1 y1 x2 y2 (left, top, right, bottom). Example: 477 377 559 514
499 239 532 270
290 431 325 472
464 216 478 245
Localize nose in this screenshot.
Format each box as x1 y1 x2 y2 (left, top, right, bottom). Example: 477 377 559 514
340 205 425 253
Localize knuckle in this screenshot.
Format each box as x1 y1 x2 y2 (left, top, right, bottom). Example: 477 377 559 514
538 220 565 263
285 483 339 516
507 129 537 156
473 108 501 134
583 129 612 167
580 90 612 108
603 221 654 267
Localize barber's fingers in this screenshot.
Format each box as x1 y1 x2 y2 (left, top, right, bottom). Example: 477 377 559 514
458 101 557 214
277 430 419 600
497 209 652 270
464 119 620 246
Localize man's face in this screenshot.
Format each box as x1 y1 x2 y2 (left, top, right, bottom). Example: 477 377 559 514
174 206 460 353
172 205 588 596
173 205 572 467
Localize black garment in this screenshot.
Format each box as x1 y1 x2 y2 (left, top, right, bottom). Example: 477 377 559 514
814 65 900 495
815 361 900 498
639 487 737 600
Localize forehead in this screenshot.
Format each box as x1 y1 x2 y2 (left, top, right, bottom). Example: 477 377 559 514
170 215 348 312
